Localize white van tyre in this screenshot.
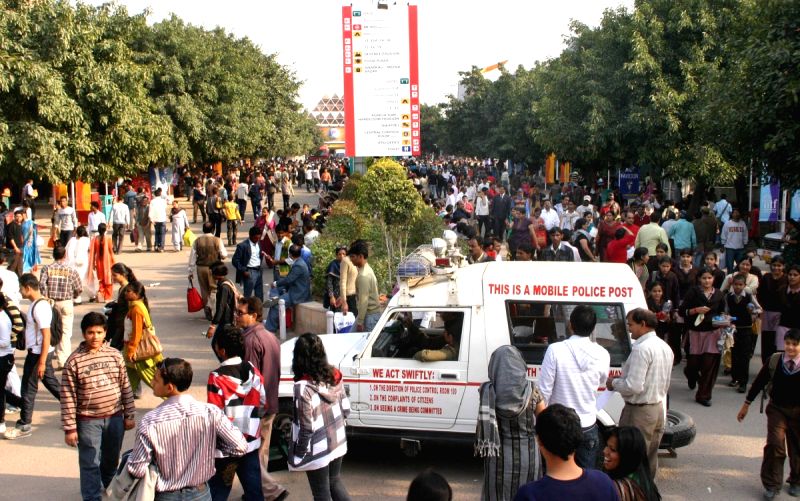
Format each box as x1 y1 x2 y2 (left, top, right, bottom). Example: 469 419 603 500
659 409 696 450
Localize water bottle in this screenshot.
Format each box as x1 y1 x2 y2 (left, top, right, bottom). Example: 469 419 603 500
662 300 672 313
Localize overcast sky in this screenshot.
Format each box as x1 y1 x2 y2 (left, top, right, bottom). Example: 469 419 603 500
84 0 634 109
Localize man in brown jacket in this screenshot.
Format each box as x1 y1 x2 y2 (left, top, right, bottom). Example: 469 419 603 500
236 296 287 501
189 222 228 320
692 206 718 267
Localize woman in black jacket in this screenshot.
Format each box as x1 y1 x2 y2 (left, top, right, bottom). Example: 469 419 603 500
680 267 726 407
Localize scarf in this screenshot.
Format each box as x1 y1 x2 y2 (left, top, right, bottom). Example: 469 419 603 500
475 345 531 458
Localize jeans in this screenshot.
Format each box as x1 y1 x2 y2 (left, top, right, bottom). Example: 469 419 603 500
18 350 61 426
112 223 125 253
251 198 262 220
243 268 264 301
77 415 125 501
210 213 222 238
154 222 166 250
59 230 73 247
724 247 745 273
282 193 290 211
265 293 290 332
236 199 248 222
364 312 381 332
226 220 238 246
0 354 23 424
574 423 600 469
209 450 263 501
155 484 211 501
306 457 351 501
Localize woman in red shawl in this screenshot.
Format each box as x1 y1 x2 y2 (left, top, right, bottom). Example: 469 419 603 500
86 222 116 301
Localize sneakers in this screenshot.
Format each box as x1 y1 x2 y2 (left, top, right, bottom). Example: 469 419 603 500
5 425 32 440
764 489 778 500
0 423 5 434
789 484 799 497
5 404 20 414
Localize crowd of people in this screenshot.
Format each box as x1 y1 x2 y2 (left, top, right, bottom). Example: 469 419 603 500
1 159 799 501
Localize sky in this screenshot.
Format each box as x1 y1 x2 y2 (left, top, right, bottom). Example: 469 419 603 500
83 0 635 110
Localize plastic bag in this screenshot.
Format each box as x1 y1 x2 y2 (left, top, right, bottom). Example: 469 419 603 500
183 228 197 247
333 312 356 333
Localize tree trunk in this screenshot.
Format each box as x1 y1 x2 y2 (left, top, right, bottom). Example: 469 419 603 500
687 180 708 218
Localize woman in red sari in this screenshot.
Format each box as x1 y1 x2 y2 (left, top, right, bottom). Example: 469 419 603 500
86 223 116 302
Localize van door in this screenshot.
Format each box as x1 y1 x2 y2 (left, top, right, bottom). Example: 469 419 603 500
353 307 470 429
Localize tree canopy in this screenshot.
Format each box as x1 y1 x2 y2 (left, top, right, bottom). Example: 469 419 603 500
0 0 320 183
426 0 799 189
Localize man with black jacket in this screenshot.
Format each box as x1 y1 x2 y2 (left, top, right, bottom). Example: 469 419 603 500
205 262 239 350
5 210 24 277
232 227 264 301
491 186 512 241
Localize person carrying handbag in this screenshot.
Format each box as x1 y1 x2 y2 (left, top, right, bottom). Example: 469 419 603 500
124 281 163 397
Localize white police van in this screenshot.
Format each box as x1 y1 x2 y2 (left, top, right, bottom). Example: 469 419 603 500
275 238 694 456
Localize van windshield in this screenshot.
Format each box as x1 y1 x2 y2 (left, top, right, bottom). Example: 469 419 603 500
505 300 631 366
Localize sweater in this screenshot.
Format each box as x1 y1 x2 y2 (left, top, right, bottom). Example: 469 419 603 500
720 219 748 249
207 357 266 456
746 356 800 408
288 369 350 472
60 342 135 431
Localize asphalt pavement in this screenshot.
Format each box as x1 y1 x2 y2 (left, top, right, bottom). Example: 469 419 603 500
0 191 787 500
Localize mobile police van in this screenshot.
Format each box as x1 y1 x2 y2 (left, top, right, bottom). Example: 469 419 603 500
275 238 695 456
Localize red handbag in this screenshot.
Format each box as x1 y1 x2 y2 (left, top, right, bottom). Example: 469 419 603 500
187 277 204 313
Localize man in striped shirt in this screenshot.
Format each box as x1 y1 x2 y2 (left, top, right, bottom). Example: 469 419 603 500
127 358 247 500
60 312 136 501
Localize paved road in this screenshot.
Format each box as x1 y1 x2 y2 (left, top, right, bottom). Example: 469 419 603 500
0 192 787 500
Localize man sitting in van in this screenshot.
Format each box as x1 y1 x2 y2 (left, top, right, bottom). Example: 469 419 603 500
400 312 463 362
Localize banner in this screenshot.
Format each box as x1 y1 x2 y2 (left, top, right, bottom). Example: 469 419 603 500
559 161 571 184
619 168 640 200
342 3 420 157
791 189 800 221
545 154 556 184
759 178 780 222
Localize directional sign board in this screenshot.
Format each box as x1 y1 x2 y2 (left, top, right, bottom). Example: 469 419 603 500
342 3 420 157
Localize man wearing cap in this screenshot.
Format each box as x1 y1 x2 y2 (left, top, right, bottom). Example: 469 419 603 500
576 195 595 220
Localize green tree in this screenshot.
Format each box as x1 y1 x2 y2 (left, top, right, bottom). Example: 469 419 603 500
702 0 800 188
355 158 424 281
0 0 173 182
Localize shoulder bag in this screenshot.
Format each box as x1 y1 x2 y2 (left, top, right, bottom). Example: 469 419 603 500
134 321 163 362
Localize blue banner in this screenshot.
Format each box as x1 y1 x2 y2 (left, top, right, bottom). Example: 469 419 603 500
791 189 800 221
759 179 780 222
619 168 640 199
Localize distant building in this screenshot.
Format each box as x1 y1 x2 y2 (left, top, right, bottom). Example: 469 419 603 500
308 94 346 154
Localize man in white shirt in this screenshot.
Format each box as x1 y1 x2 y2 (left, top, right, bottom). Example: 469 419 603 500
110 195 130 254
55 196 79 246
148 188 168 253
714 194 733 225
538 305 611 469
607 308 673 477
4 273 61 440
235 180 249 222
0 255 22 303
560 201 580 231
575 195 595 219
540 199 560 231
86 201 106 236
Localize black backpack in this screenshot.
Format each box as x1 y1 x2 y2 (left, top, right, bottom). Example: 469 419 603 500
17 298 64 350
